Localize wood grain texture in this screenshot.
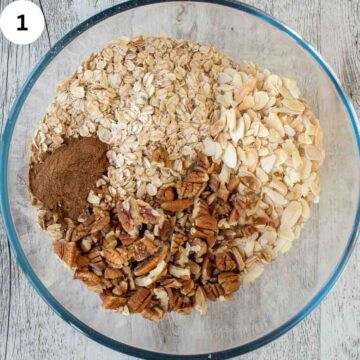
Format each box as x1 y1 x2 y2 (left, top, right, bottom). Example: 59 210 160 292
0 0 358 359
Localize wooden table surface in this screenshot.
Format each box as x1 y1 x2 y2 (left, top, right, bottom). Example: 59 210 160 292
0 1 359 359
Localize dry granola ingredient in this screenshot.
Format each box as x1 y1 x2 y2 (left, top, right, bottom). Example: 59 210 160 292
30 35 325 321
29 137 108 221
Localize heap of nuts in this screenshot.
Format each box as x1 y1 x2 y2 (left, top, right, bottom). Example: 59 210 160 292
50 152 274 321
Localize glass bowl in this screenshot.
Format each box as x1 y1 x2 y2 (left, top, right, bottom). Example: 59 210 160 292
1 1 359 358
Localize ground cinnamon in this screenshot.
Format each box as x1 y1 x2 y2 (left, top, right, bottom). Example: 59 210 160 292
29 137 108 221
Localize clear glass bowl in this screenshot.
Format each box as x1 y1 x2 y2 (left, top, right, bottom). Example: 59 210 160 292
1 1 359 359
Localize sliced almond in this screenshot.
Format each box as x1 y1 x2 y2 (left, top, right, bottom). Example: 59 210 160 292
304 145 322 161
203 137 216 156
253 91 269 110
223 143 237 169
260 154 276 173
280 201 302 230
226 108 237 130
219 164 230 184
229 116 245 144
263 186 288 206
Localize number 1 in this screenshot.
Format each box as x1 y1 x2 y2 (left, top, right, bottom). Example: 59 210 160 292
17 14 28 31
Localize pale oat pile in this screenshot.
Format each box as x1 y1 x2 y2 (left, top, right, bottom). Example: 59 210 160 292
31 35 325 320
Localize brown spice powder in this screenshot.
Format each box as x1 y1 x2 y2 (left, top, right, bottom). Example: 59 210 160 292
29 137 108 221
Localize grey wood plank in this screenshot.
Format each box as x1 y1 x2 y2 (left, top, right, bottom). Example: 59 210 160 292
319 0 360 359
0 0 358 359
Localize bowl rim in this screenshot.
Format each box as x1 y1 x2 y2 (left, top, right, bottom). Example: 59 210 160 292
1 0 359 359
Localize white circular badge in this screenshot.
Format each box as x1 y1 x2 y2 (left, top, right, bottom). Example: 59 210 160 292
0 1 45 45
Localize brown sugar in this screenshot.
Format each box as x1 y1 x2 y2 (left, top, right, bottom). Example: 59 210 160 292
29 137 108 221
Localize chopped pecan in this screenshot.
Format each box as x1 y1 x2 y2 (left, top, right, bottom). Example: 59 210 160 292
209 173 220 192
157 186 175 202
112 280 128 295
64 218 75 242
180 279 196 296
194 286 208 315
135 260 167 287
188 260 202 280
104 267 123 279
134 246 168 276
80 237 93 252
136 199 165 225
176 181 206 199
174 246 189 267
191 199 217 247
218 183 230 202
159 216 176 241
191 226 216 249
227 175 240 193
203 283 225 301
160 278 183 289
201 256 212 282
189 238 208 258
177 297 193 315
184 171 209 183
150 147 171 168
127 287 152 313
195 152 210 170
192 198 209 219
231 247 245 271
123 266 136 290
211 200 232 217
154 287 169 311
229 208 239 226
74 269 102 286
90 207 110 234
194 214 217 231
100 293 127 309
103 233 118 249
142 306 165 322
71 223 90 242
170 291 183 312
169 265 191 280
218 272 241 294
161 199 193 212
118 232 138 246
170 232 187 254
215 252 237 272
116 200 139 237
53 241 78 268
88 247 106 270
103 248 129 268
76 254 90 268
131 233 159 261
